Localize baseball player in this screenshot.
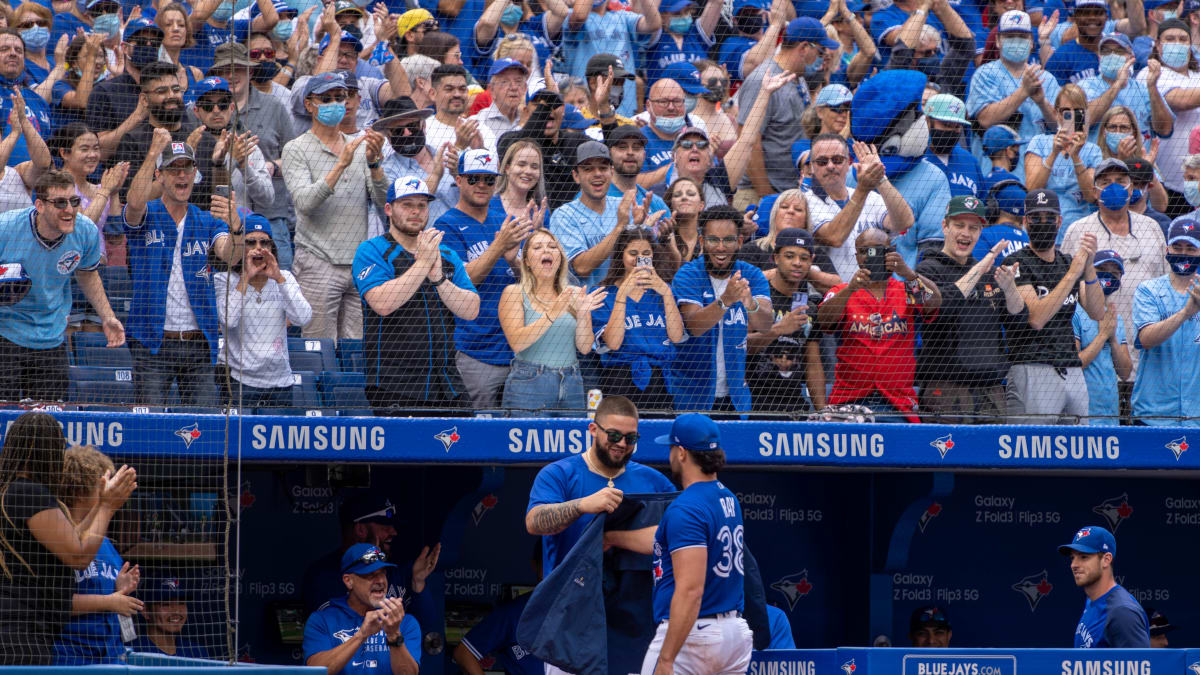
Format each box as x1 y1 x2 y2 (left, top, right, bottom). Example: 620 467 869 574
909 606 952 647
1058 525 1149 648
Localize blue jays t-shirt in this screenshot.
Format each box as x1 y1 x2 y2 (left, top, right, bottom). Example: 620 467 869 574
717 36 756 81
1073 584 1149 648
925 145 983 197
435 201 516 366
52 538 124 665
0 207 101 349
651 479 745 623
0 83 53 167
527 454 674 573
303 596 422 674
766 605 795 649
1072 305 1126 426
592 288 677 389
459 593 543 675
972 225 1028 267
644 26 713 88
1132 274 1200 426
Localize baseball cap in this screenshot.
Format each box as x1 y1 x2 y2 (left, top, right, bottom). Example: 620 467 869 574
1146 608 1179 636
1058 525 1116 557
190 76 231 100
159 142 196 168
783 17 839 50
662 61 706 94
946 194 988 220
995 183 1027 217
1073 0 1108 12
1126 159 1154 185
1159 17 1192 35
732 0 771 13
654 413 721 451
387 176 435 202
1182 0 1200 20
1025 188 1060 215
1093 249 1125 272
489 58 529 79
320 30 364 54
144 577 189 603
334 0 364 15
996 9 1033 34
814 83 853 108
250 0 294 20
458 148 500 175
924 93 968 125
342 543 398 575
575 140 612 167
982 125 1025 155
675 126 709 145
561 104 595 130
775 227 814 252
586 53 632 80
302 72 349 99
396 8 435 37
606 125 646 147
660 0 694 12
372 96 435 131
909 606 951 633
210 41 254 71
0 262 32 307
244 213 271 235
1167 217 1200 247
1098 32 1133 53
1095 157 1130 180
123 16 162 40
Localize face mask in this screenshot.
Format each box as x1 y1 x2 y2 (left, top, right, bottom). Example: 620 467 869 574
93 12 121 37
501 4 524 26
1099 182 1130 210
252 60 279 82
1162 42 1190 69
1184 180 1200 207
130 43 160 68
1095 270 1122 296
1105 132 1128 153
701 84 726 103
735 13 763 35
211 2 234 21
1026 218 1058 250
915 56 941 78
669 15 693 33
653 114 686 134
1006 149 1019 171
592 0 606 8
20 26 49 51
1165 252 1200 276
684 94 696 114
390 130 426 156
274 18 295 40
805 57 823 76
1099 53 1125 80
316 102 346 126
928 128 960 155
608 87 623 110
1000 38 1031 64
1130 188 1144 204
1162 10 1178 20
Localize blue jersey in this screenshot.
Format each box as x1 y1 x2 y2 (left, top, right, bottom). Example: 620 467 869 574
460 593 543 675
967 60 1062 173
644 27 713 88
124 200 229 363
869 4 945 64
1025 134 1102 235
128 634 210 660
526 454 674 573
870 160 951 269
1072 305 1126 426
980 167 1022 200
1073 584 1149 648
52 538 124 665
670 258 770 412
925 145 983 197
717 36 756 81
303 596 422 674
606 183 670 220
0 207 101 349
766 605 795 649
0 83 53 167
972 225 1028 267
641 123 701 174
1077 76 1157 145
1045 40 1099 85
549 195 624 287
562 9 656 117
651 480 745 623
592 287 677 388
435 202 515 366
1132 274 1200 426
469 15 557 71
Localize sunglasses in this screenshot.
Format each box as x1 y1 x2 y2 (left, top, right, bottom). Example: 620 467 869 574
826 103 851 114
41 196 82 209
596 424 639 445
704 76 729 89
355 549 388 567
354 502 396 523
676 139 709 150
249 48 276 60
245 238 273 248
1027 216 1057 226
18 18 49 28
196 99 233 112
813 155 848 167
390 124 422 137
312 92 348 104
414 20 438 31
129 37 161 48
465 174 498 186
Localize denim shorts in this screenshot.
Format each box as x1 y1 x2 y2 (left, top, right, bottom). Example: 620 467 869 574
501 359 585 418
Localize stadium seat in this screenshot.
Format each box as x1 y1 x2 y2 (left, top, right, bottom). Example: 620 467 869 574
290 371 321 409
79 405 166 413
70 331 109 364
75 345 133 369
287 337 337 373
68 366 135 405
318 371 371 416
337 338 364 373
268 407 334 416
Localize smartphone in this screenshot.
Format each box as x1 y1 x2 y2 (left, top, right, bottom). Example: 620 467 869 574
636 256 652 268
1074 111 1085 132
791 292 808 312
213 185 230 199
864 246 892 282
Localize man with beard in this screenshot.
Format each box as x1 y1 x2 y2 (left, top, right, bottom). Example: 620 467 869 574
1044 0 1144 86
185 76 274 222
353 175 479 413
549 141 627 287
1000 189 1106 424
303 543 422 675
606 125 669 217
525 395 674 574
373 96 457 224
435 149 534 409
128 578 208 659
1057 526 1149 648
671 206 772 413
425 65 495 157
498 88 588 209
111 61 196 198
923 94 982 198
86 18 163 148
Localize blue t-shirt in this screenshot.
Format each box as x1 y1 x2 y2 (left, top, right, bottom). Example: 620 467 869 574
1072 305 1126 426
1025 134 1102 236
925 145 984 197
302 596 422 674
865 160 951 268
435 202 516 366
0 207 101 349
1132 274 1200 426
549 195 624 287
869 4 945 64
979 167 1022 201
592 287 677 389
766 605 795 650
1045 40 1099 85
128 634 210 660
644 26 713 88
469 15 557 72
0 83 53 167
526 454 674 573
651 480 745 623
716 36 756 82
562 9 657 118
972 225 1028 267
1073 584 1149 648
459 593 543 675
180 21 248 74
52 538 124 665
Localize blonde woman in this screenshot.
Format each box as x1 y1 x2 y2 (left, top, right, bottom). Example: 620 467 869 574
499 229 606 416
494 139 547 222
1025 83 1102 232
737 189 810 270
1096 106 1169 213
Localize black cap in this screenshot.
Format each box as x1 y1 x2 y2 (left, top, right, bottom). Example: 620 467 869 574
1025 188 1060 215
1158 17 1191 35
774 227 814 252
909 605 951 633
1145 608 1178 637
1126 158 1154 184
372 96 435 130
575 140 612 166
586 53 632 80
606 125 646 147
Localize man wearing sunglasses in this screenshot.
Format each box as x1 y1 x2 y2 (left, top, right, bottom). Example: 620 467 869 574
0 170 123 402
499 88 589 209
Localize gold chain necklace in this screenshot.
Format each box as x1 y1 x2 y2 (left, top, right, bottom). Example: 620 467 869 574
582 449 624 489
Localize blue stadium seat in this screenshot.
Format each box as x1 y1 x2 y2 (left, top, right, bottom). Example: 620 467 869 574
70 331 109 361
68 366 135 405
318 371 371 415
337 338 364 373
79 405 166 413
288 337 337 373
268 407 334 416
290 371 321 409
75 345 133 369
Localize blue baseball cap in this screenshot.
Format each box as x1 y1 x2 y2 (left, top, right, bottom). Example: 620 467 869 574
1072 0 1109 13
1183 0 1200 19
783 16 839 49
1167 217 1200 247
145 577 189 603
994 183 1027 217
190 76 230 100
1093 249 1125 272
732 0 770 13
982 125 1025 155
814 84 852 107
1058 525 1116 556
342 543 398 575
123 16 162 40
319 30 364 54
489 57 529 79
655 413 721 451
561 104 595 130
794 0 826 19
1098 32 1133 53
244 213 271 234
458 148 500 175
302 72 348 98
387 176 434 203
660 0 694 12
662 61 706 94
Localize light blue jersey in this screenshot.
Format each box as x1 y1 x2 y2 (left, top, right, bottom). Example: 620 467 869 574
562 9 658 118
1132 274 1200 426
1072 305 1126 426
1025 134 1102 238
1076 76 1159 146
549 195 625 287
967 60 1062 178
884 160 952 269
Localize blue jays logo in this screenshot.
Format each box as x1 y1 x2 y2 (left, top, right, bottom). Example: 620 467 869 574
770 570 814 610
175 423 202 448
1167 437 1189 461
1001 12 1025 29
917 502 942 533
163 578 181 591
930 434 954 459
358 264 375 281
1012 570 1053 611
1075 527 1091 540
405 178 422 190
196 265 211 282
56 250 82 275
1092 493 1133 532
333 628 357 644
145 230 165 246
1187 661 1200 675
434 426 460 451
841 659 856 674
467 153 494 171
471 494 497 525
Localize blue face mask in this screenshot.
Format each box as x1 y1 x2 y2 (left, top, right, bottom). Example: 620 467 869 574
316 102 346 126
501 4 524 26
1162 10 1178 20
274 18 295 40
20 26 49 51
668 15 693 33
1130 188 1144 204
805 57 823 76
130 43 160 68
1000 38 1031 64
684 94 696 114
1185 180 1200 207
1162 42 1190 69
1099 52 1126 80
1100 182 1130 210
93 12 121 37
1106 132 1128 153
1095 270 1122 296
592 0 606 9
211 2 234 21
654 114 686 134
1165 252 1200 276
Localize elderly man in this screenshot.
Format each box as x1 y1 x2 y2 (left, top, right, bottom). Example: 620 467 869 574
469 58 529 144
638 76 708 178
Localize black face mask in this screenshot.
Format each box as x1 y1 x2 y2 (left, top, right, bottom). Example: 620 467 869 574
151 100 184 125
1026 217 1059 251
252 60 280 83
1005 149 1019 171
928 128 960 155
735 13 763 35
914 56 941 77
390 129 426 157
129 44 159 68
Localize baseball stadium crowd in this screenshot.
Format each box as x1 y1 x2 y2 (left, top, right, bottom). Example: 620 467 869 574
0 0 1197 424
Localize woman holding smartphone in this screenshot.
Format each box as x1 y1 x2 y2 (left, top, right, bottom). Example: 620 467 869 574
1025 84 1101 240
593 229 685 411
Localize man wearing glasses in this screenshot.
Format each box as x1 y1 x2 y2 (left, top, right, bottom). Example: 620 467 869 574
0 170 123 402
304 543 421 675
186 76 275 223
664 127 727 208
85 17 163 146
110 61 196 197
393 9 438 60
373 96 456 223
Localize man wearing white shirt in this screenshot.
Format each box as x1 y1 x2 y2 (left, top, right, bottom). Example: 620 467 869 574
425 64 498 156
470 59 529 147
806 134 913 281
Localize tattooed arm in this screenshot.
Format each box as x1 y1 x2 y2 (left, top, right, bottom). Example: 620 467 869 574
525 488 624 536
